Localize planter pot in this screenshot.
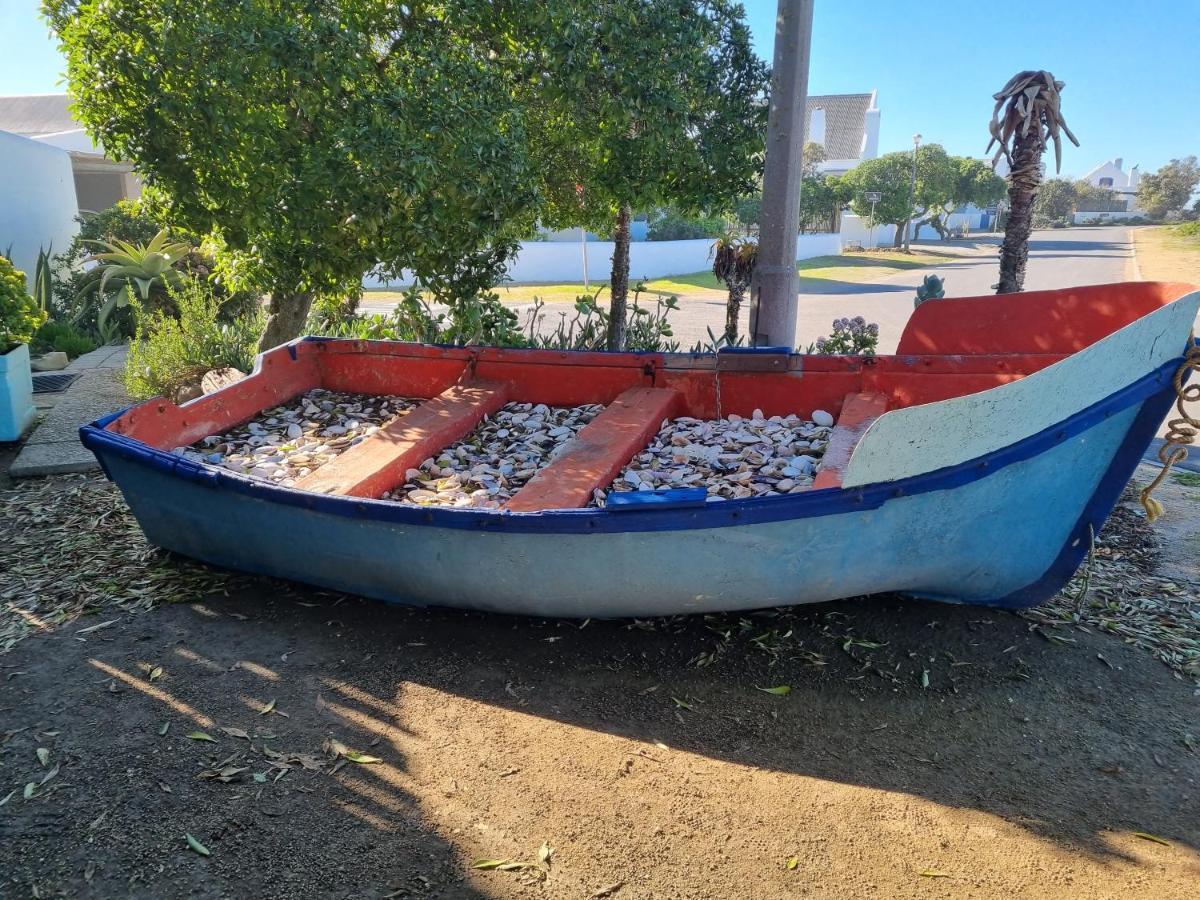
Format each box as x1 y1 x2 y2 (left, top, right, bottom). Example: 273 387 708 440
0 342 37 441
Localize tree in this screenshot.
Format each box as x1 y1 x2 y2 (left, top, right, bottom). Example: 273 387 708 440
46 0 549 349
987 71 1079 293
1033 179 1078 222
911 156 1006 239
840 145 958 248
1137 157 1200 219
525 0 768 350
1073 180 1120 213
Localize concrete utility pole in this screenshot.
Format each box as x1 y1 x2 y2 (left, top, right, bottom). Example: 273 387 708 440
748 0 814 347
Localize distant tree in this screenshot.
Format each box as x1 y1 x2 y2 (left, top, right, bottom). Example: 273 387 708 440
912 156 1006 239
802 142 828 178
1073 180 1120 212
841 145 958 247
986 71 1079 293
1137 157 1200 219
527 0 769 350
1033 179 1078 221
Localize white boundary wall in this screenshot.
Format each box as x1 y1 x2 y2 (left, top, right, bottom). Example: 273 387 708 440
0 130 79 287
839 214 897 249
365 232 843 288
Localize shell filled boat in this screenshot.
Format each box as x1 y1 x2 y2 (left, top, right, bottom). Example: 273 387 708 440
81 281 1199 618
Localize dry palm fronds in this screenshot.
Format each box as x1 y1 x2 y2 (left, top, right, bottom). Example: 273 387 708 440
986 70 1080 177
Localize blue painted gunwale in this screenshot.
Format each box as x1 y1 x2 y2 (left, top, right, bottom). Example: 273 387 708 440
80 351 1182 541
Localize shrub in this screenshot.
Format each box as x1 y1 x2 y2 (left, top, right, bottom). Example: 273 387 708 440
313 288 526 348
812 316 879 356
647 210 731 241
0 256 47 353
31 320 96 358
1170 221 1200 239
124 280 263 400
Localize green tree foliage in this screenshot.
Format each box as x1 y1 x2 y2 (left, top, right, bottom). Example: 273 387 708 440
45 0 546 350
0 256 48 353
1033 178 1079 221
841 145 962 246
1137 157 1200 219
526 0 768 349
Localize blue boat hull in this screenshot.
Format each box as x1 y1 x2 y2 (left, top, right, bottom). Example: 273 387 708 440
83 368 1174 618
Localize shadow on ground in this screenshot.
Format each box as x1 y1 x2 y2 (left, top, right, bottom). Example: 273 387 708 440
2 529 1197 897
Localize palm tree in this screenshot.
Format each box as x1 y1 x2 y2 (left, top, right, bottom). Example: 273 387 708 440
711 234 757 345
987 71 1079 293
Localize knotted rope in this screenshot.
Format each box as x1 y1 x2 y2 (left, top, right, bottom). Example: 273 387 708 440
1139 338 1200 522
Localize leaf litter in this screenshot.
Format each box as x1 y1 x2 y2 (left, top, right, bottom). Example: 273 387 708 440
1021 499 1200 686
0 474 279 655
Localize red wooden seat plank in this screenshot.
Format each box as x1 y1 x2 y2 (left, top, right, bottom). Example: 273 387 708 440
505 387 682 512
294 379 511 498
812 392 890 490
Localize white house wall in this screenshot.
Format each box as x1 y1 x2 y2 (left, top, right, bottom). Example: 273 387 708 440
0 130 79 288
365 233 843 288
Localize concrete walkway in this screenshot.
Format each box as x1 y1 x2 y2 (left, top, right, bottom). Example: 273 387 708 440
9 345 129 477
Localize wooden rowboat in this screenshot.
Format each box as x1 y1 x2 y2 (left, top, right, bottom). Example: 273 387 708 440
81 282 1199 617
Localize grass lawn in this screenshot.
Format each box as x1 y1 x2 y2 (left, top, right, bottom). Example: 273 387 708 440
1132 225 1200 283
360 248 958 306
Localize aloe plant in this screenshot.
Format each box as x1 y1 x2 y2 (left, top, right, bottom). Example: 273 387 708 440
76 228 191 338
33 245 53 314
711 234 758 345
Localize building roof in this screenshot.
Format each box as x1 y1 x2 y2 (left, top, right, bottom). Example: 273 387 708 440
0 93 79 138
806 92 875 160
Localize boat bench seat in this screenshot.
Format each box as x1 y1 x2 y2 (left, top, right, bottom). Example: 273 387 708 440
812 392 890 490
293 379 512 498
505 386 683 512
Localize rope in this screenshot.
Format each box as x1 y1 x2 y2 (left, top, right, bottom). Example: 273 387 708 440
1139 338 1200 522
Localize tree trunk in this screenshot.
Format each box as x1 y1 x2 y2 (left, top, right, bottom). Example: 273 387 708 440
724 283 743 345
892 223 906 249
997 134 1046 294
257 290 315 351
606 205 632 351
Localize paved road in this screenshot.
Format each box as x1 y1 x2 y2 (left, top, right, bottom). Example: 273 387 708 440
684 226 1135 353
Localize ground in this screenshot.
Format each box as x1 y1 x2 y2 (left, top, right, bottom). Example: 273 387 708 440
359 248 959 311
1132 225 1200 283
0 472 1197 900
2 226 1199 899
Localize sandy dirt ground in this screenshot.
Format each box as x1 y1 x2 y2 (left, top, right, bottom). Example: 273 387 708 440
1 466 1198 899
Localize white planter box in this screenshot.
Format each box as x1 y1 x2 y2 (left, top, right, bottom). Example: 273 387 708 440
0 342 36 441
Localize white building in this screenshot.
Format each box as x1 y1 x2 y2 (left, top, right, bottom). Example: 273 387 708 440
1076 157 1142 220
0 93 140 215
805 91 881 176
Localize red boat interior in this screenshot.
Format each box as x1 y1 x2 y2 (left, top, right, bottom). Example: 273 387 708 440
105 282 1191 509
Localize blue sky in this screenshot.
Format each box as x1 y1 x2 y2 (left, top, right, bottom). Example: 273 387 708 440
2 0 1196 179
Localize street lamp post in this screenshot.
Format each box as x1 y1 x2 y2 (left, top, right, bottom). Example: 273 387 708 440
902 132 921 251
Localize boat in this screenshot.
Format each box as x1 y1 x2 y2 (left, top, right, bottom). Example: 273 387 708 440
80 281 1199 618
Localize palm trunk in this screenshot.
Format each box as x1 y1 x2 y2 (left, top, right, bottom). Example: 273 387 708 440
724 284 743 345
606 205 632 352
257 290 315 351
997 134 1046 294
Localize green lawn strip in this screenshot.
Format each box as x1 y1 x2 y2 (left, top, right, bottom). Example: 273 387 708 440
359 249 958 307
